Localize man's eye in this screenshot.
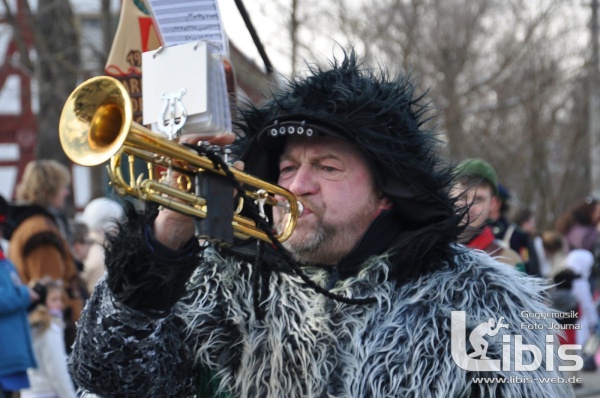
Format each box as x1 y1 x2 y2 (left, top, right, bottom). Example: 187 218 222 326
279 165 296 175
322 166 337 173
319 164 343 179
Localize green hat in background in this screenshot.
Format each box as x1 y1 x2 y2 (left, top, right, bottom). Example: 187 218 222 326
454 158 499 196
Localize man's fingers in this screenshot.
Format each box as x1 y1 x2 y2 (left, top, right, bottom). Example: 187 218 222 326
210 132 236 146
232 160 245 172
179 132 236 146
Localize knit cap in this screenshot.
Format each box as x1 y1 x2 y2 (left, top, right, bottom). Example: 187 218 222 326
454 158 498 196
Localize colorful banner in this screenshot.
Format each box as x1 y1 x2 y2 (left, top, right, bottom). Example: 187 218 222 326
105 0 162 124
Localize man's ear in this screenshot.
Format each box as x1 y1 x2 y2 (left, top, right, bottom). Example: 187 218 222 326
378 194 393 211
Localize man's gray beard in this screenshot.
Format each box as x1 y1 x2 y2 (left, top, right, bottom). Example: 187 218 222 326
282 221 359 265
282 226 327 264
277 195 380 265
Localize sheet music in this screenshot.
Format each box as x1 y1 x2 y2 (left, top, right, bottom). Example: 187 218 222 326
142 41 232 135
146 0 229 56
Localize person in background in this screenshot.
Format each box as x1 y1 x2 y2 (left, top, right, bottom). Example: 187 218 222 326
79 197 125 294
565 249 599 347
541 229 570 276
549 268 581 388
452 158 524 270
489 185 540 276
5 160 83 350
70 222 92 279
556 196 600 300
0 205 8 253
21 279 77 398
66 222 92 349
0 195 38 398
565 249 600 373
556 197 600 253
512 207 545 277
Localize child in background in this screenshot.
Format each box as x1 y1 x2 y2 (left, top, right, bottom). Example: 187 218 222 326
21 279 77 398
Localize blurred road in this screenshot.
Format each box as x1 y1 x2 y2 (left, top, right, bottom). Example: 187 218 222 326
576 369 600 398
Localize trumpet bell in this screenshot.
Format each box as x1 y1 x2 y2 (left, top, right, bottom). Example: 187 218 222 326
59 76 132 166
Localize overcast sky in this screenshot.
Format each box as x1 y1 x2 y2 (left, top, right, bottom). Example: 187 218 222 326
215 1 290 74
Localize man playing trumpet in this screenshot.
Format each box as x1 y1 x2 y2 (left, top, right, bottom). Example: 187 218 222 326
68 50 574 397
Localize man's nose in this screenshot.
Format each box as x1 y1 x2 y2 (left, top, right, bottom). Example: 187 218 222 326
287 165 318 196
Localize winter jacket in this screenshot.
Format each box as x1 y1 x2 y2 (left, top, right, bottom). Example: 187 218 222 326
6 205 83 326
0 253 36 379
69 214 575 398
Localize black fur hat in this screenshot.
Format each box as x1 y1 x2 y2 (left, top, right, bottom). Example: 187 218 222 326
237 49 462 279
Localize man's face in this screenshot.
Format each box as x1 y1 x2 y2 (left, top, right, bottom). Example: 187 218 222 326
273 136 391 265
452 182 493 230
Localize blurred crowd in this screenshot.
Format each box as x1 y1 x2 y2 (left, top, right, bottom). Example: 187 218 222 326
453 157 600 389
0 160 123 398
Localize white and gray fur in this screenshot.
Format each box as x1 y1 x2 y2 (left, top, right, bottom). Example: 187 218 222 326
70 247 575 397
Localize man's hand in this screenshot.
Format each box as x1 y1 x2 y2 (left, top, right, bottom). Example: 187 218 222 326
153 132 237 250
179 132 236 147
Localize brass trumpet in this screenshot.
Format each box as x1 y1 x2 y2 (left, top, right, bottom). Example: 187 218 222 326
59 76 301 243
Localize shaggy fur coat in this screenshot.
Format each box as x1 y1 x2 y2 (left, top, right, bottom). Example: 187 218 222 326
69 223 575 398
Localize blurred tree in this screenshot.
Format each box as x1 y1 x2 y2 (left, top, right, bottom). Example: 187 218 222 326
326 0 589 229
229 0 592 229
253 0 340 76
3 0 116 210
22 0 80 163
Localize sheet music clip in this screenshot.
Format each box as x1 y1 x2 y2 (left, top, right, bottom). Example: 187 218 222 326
157 88 187 140
142 41 231 138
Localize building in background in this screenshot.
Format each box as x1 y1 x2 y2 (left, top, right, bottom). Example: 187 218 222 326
0 0 276 209
0 0 120 205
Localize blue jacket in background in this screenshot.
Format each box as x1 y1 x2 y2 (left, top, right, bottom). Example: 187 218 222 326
0 254 36 378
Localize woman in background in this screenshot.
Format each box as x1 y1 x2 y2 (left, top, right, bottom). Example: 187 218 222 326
6 160 83 349
556 196 600 253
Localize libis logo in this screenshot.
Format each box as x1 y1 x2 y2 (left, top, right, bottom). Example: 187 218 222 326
450 311 583 372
